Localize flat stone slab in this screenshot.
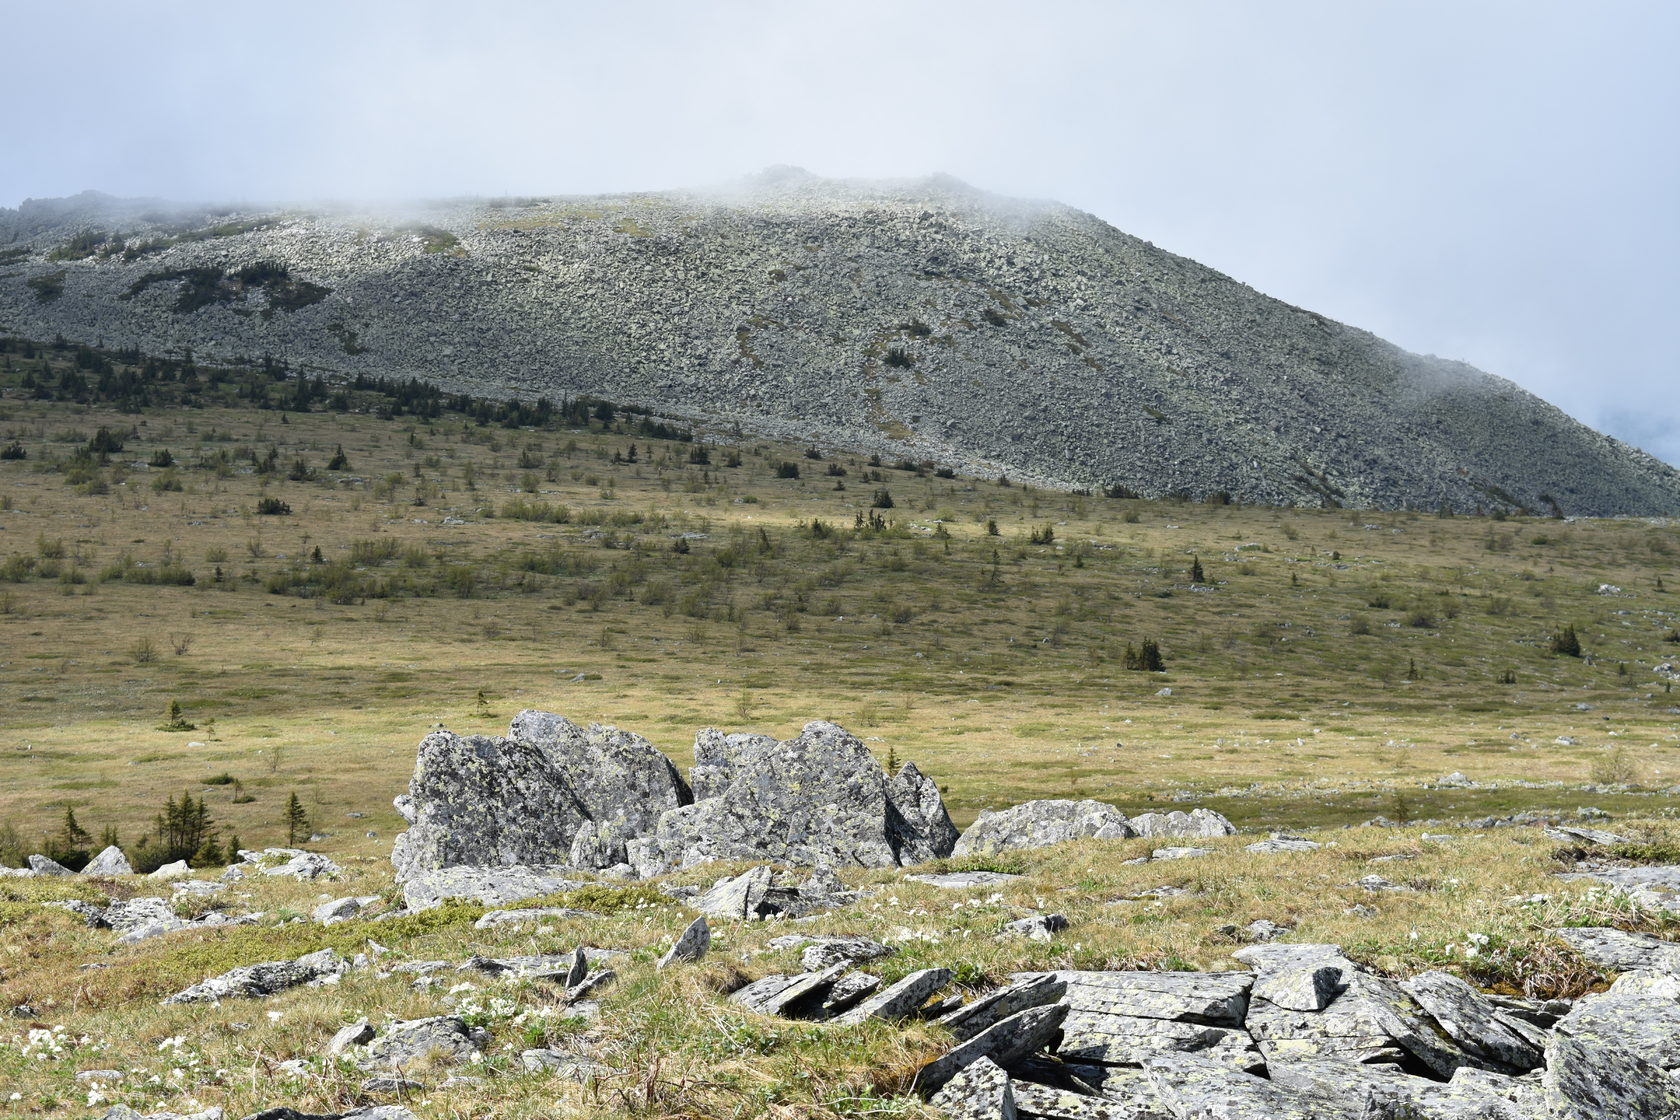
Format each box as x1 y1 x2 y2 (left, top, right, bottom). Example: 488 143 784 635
473 907 597 929
913 1003 1068 1096
657 915 710 968
401 865 586 911
1545 1033 1680 1119
1553 926 1680 973
1554 985 1680 1070
1139 1053 1309 1120
927 1056 1016 1120
162 948 346 1004
1058 1011 1261 1071
937 974 1067 1043
1565 865 1680 911
1402 970 1544 1070
834 967 952 1024
1052 970 1251 1026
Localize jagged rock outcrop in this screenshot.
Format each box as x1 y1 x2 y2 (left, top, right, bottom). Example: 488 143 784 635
4 175 1676 514
649 721 955 870
390 711 689 880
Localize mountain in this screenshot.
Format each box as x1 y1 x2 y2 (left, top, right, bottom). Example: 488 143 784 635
2 171 1676 515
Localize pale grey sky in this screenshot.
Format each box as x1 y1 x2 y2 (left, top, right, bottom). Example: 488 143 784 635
5 0 1676 464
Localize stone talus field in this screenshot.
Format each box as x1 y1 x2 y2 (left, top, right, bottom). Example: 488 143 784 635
3 171 1676 514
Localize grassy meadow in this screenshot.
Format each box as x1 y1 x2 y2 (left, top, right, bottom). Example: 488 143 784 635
2 338 1680 1117
1 339 1677 860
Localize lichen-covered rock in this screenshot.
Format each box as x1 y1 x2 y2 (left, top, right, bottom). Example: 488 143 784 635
651 721 954 869
360 1016 480 1071
390 711 690 880
27 853 73 876
914 1004 1068 1097
1401 970 1544 1071
952 799 1134 856
657 915 710 968
1544 1034 1680 1119
928 1056 1016 1120
937 974 1066 1043
1127 809 1236 839
1553 981 1680 1071
835 967 953 1025
886 761 959 857
400 865 585 911
1553 925 1680 973
80 845 133 876
689 728 778 801
163 948 347 1004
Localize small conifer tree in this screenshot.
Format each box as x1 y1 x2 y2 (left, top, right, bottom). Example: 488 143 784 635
284 793 311 846
1190 555 1205 583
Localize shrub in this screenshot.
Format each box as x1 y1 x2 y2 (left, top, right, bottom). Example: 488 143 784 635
883 346 915 368
255 497 291 515
775 462 801 479
1029 525 1055 545
0 441 25 460
157 700 195 731
871 488 895 509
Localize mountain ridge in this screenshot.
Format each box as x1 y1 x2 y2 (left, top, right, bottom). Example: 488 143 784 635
3 174 1676 515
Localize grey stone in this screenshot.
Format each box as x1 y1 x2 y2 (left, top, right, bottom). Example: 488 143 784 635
835 966 953 1024
1057 1012 1260 1071
390 711 690 881
657 915 710 968
1554 983 1680 1070
696 864 775 920
1127 809 1236 839
999 914 1069 941
929 1056 1016 1120
360 1015 480 1071
1243 835 1321 854
26 853 73 875
907 871 1023 889
260 852 341 880
564 946 588 988
1055 970 1251 1026
519 1048 610 1080
888 760 960 858
1566 864 1680 911
1553 925 1680 972
312 896 378 924
938 974 1068 1043
472 905 597 928
1139 1054 1309 1120
80 845 133 876
953 800 1133 857
690 728 779 801
1401 970 1544 1070
799 936 893 971
148 859 191 880
1149 847 1211 861
731 962 849 1018
327 1019 375 1056
359 1078 424 1094
914 1004 1069 1096
1268 1057 1532 1119
1246 969 1476 1077
651 721 954 869
401 865 585 911
567 968 617 1001
76 1069 123 1082
163 948 347 1004
1544 825 1629 845
820 971 880 1016
1544 1033 1680 1119
1013 1077 1169 1119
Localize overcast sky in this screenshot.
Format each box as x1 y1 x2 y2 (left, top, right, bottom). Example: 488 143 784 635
5 0 1676 465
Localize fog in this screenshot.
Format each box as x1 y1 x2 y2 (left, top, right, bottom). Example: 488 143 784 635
5 0 1676 465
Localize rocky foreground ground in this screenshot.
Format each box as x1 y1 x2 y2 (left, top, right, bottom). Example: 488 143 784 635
4 712 1680 1119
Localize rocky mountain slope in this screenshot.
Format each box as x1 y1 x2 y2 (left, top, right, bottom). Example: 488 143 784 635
2 171 1676 514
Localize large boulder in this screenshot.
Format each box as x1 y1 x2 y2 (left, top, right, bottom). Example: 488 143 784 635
952 799 1134 856
390 711 691 881
647 721 956 870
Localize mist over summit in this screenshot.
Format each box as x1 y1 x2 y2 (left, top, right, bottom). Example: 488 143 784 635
3 173 1676 516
